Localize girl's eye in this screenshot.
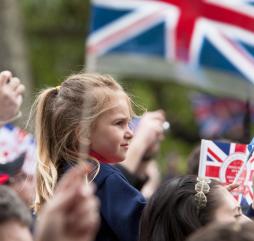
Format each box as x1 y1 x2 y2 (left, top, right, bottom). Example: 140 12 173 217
234 214 242 219
115 120 124 126
114 119 130 127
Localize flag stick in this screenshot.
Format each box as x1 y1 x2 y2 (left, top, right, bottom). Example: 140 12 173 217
233 148 254 184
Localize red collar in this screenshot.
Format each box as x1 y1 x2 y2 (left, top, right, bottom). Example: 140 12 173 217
0 174 10 185
89 150 110 163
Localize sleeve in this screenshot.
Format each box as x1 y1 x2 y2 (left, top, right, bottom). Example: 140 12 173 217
115 164 149 190
97 173 146 241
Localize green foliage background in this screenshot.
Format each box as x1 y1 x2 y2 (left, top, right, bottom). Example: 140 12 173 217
21 0 200 176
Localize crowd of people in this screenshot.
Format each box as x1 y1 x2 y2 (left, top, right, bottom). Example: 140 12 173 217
0 69 253 241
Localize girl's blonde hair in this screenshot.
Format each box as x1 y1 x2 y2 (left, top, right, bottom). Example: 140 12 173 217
34 72 133 212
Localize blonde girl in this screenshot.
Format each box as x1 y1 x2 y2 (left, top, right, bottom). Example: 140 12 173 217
34 72 146 241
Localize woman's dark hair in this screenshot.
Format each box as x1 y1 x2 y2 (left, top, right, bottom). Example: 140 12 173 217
187 222 254 241
139 175 221 241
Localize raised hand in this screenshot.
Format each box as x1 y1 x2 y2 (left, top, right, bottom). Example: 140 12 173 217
0 71 25 125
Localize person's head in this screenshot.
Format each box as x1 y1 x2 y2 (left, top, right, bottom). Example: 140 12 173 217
139 175 249 241
0 152 35 207
34 72 134 211
0 123 37 207
187 221 254 241
7 170 35 207
0 186 32 241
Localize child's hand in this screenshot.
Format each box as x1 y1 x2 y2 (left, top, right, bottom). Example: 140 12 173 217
226 183 240 192
123 110 166 174
35 164 100 241
134 110 166 157
0 71 25 125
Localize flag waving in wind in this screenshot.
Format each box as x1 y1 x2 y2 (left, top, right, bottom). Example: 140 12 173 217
87 0 254 97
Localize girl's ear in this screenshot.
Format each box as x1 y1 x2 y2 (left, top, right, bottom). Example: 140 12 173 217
74 126 81 140
75 125 91 151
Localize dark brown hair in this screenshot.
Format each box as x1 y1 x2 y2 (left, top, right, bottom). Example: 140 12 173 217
187 221 254 241
139 175 221 241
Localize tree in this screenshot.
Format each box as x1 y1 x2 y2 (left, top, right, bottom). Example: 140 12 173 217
0 0 33 128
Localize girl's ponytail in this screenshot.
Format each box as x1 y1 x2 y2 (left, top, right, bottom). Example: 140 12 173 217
34 87 59 213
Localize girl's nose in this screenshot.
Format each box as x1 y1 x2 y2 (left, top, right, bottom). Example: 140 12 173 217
125 125 133 139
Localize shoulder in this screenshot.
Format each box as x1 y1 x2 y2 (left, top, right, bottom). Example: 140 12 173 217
94 163 126 187
94 163 146 205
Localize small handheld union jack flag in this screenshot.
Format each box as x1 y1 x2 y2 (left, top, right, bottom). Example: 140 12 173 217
199 139 254 207
233 137 254 184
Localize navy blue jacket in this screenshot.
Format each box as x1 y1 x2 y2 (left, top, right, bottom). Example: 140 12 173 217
94 163 146 241
246 204 254 218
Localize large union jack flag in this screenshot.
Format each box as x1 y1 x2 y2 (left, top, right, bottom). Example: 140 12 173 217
199 139 254 206
87 0 254 96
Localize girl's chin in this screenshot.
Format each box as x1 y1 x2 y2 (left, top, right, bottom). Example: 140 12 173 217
112 156 126 163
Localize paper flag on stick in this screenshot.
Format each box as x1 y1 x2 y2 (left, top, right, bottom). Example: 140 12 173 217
199 139 254 206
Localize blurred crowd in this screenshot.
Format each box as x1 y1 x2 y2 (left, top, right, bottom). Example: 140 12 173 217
0 70 254 241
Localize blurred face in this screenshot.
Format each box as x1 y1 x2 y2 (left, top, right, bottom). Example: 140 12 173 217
213 186 250 224
0 220 33 241
90 93 133 163
8 171 35 207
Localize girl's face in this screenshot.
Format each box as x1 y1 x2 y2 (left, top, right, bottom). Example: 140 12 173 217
213 186 250 224
90 94 133 163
